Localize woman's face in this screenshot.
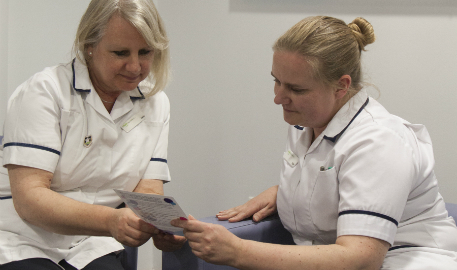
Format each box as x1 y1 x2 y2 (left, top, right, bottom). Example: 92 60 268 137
272 51 346 135
87 14 153 97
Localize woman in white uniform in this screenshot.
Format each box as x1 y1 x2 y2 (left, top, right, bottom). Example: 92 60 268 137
0 0 186 269
172 16 457 269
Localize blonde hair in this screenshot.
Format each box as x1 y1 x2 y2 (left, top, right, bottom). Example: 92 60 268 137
273 16 375 94
73 0 170 97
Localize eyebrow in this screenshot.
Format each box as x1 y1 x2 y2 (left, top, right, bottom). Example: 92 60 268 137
271 72 303 89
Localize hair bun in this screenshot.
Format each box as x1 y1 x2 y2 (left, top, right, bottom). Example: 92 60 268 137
348 17 375 51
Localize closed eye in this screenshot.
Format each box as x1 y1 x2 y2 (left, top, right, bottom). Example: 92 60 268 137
113 50 129 56
139 49 153 56
290 87 306 93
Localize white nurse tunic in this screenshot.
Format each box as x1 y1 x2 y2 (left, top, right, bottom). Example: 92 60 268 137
0 58 171 269
277 90 457 269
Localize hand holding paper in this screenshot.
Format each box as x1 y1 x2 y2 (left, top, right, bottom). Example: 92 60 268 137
114 189 187 234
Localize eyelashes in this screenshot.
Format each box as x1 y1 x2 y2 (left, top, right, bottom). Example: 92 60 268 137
273 78 307 94
112 49 153 57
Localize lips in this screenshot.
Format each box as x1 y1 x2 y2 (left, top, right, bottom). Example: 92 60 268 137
121 74 141 81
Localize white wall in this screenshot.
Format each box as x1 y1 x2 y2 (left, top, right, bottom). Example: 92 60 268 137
0 0 8 129
2 0 457 269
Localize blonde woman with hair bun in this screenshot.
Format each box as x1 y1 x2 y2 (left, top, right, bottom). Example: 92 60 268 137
1 0 186 269
172 16 457 269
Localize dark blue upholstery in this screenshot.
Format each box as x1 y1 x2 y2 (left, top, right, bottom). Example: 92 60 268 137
446 203 457 223
119 246 138 270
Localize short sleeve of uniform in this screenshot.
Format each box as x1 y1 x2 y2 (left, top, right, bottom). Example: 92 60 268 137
141 92 171 182
336 124 417 245
3 70 63 173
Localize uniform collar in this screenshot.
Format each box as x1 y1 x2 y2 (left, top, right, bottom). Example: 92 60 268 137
71 58 146 101
322 90 369 143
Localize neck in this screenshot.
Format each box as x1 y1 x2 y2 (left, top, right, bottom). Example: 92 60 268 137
100 97 115 104
93 88 119 113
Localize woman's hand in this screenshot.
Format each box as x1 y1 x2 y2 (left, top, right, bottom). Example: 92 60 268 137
216 185 278 222
108 208 157 247
108 206 187 250
129 178 186 251
171 215 244 266
152 232 187 252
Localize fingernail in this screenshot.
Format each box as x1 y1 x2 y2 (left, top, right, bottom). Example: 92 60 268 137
180 217 188 220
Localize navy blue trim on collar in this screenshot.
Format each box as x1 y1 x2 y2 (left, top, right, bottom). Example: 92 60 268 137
72 58 91 93
388 245 418 251
72 58 146 100
339 209 398 226
324 98 369 143
130 87 146 101
4 142 60 156
150 158 167 163
0 196 12 200
294 125 304 130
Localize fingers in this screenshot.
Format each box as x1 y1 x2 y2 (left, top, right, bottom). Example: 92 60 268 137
217 186 279 223
252 205 274 222
125 212 157 234
217 207 254 223
170 218 186 229
110 209 158 247
216 207 248 222
171 218 206 235
153 233 187 252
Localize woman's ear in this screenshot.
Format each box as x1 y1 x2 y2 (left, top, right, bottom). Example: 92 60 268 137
335 75 352 100
85 45 94 57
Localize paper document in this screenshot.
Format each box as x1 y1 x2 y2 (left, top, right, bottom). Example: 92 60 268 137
114 189 187 234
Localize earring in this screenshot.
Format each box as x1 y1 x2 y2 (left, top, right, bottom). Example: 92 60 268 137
88 52 93 56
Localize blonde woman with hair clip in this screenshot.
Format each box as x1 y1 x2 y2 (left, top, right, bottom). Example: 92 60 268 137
0 0 186 269
172 16 457 269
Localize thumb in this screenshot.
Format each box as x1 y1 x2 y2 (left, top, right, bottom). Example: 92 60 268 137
253 207 271 222
188 214 197 220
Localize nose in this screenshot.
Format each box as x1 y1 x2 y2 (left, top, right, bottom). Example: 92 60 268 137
273 84 290 105
126 55 141 74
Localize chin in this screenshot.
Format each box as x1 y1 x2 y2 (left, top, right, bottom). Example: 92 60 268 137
117 83 140 92
283 118 300 126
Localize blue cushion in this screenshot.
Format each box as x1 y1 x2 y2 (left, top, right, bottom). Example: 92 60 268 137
446 203 457 223
119 246 138 270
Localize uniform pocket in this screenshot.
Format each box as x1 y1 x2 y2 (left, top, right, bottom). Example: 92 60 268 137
310 167 339 234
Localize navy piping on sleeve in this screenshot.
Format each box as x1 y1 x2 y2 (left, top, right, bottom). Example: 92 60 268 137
0 196 12 200
324 98 369 143
150 158 167 163
339 209 398 226
3 142 60 156
294 125 304 130
388 245 417 251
